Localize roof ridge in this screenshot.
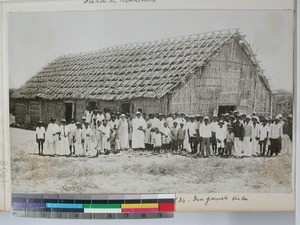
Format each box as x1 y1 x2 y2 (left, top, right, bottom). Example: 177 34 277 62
60 28 240 59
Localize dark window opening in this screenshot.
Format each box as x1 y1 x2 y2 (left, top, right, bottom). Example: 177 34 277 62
218 105 236 117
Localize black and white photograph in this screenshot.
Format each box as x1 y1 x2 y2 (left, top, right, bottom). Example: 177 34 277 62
8 9 294 197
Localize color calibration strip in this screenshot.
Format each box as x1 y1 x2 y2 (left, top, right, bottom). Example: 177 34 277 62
11 194 175 219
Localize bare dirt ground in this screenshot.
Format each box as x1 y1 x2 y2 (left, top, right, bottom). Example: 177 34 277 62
10 128 293 194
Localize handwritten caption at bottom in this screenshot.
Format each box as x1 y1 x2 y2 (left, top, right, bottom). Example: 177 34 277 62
176 195 248 206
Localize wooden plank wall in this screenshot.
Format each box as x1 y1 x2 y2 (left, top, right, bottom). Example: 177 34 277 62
12 100 26 124
28 101 41 124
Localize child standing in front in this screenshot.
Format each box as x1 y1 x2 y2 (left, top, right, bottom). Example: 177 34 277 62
224 126 235 157
36 121 45 155
153 128 162 154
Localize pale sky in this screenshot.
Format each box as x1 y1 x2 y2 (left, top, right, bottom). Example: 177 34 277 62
8 10 294 92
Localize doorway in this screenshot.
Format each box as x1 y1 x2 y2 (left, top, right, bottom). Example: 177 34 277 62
89 101 97 111
65 103 73 123
121 102 131 114
218 105 236 117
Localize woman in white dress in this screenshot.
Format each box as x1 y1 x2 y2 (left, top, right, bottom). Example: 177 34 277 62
45 117 60 155
118 114 129 150
132 112 146 150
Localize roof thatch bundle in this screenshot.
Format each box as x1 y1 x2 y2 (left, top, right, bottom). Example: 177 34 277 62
12 29 270 101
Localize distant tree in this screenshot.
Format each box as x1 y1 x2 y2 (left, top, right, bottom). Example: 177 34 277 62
272 89 293 117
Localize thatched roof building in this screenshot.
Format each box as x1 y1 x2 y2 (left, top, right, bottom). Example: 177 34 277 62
11 29 272 124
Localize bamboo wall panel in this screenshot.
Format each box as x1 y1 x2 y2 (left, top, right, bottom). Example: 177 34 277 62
171 40 271 116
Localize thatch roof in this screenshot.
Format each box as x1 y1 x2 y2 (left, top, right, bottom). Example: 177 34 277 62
12 29 270 100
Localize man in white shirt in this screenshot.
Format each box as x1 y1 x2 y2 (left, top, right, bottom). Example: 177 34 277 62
46 117 60 155
216 120 227 156
67 118 77 156
199 116 212 157
82 121 93 156
59 119 70 156
252 116 260 156
188 116 198 154
270 116 283 156
259 118 268 156
210 115 218 155
36 121 45 155
97 110 105 123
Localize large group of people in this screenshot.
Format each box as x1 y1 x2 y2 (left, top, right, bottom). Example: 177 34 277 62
35 107 293 158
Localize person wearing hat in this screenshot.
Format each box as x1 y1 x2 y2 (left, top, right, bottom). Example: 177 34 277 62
46 117 60 156
210 115 218 155
97 110 105 123
58 119 71 156
188 115 198 154
259 118 269 156
269 116 283 156
74 122 84 156
67 118 77 156
132 111 146 150
118 114 129 151
251 116 260 156
229 115 235 125
282 114 293 155
183 115 192 152
265 117 273 156
232 115 244 157
240 113 247 125
95 119 104 155
224 126 235 157
216 120 226 156
36 121 45 155
243 115 253 157
81 121 90 156
233 110 239 118
199 116 212 158
224 113 230 123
